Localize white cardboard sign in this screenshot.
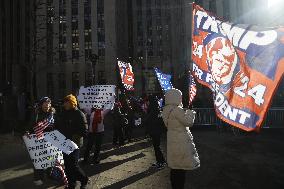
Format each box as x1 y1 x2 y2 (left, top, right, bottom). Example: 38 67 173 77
77 85 116 110
23 133 64 169
45 130 78 155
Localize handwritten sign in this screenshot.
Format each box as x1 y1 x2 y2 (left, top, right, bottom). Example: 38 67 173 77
77 85 116 110
45 130 78 155
23 133 63 169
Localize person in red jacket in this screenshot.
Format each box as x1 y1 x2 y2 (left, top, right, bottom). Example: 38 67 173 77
83 107 110 164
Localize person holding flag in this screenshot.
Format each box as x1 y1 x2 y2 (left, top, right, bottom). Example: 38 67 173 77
162 89 200 189
25 96 56 186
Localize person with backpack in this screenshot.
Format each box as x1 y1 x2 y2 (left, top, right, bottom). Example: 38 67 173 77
25 97 55 186
83 107 110 164
145 95 167 169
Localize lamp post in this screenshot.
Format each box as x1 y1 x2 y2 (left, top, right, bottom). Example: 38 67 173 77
88 53 99 85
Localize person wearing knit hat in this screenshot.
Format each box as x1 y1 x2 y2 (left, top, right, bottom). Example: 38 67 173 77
56 94 90 189
25 96 55 186
63 94 78 108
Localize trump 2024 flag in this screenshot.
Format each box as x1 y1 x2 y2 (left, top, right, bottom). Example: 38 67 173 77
154 67 173 91
118 60 135 91
191 4 284 131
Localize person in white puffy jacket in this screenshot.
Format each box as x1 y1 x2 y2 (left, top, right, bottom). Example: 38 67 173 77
162 88 200 189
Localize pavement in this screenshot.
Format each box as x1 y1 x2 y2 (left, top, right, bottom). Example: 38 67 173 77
1 127 284 189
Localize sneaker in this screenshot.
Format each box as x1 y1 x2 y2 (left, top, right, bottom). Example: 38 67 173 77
80 178 91 189
93 157 100 164
82 159 89 165
152 162 166 169
151 162 159 167
33 180 43 186
157 162 167 169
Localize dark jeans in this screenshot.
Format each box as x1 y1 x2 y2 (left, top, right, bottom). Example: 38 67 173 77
84 132 104 161
63 149 88 189
113 126 124 145
150 134 165 163
125 124 132 141
33 168 44 180
170 169 186 189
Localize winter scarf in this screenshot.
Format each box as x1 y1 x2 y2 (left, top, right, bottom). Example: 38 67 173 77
92 109 102 132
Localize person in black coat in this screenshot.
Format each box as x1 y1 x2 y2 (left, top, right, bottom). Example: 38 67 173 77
112 102 125 146
55 94 89 189
124 99 135 143
145 95 166 169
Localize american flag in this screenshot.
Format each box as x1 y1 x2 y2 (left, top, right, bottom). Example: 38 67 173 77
51 160 68 186
189 72 197 105
34 115 54 139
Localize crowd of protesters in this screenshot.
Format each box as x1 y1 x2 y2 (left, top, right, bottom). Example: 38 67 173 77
25 88 199 189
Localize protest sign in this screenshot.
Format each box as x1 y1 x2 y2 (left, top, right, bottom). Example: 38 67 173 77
45 130 78 155
192 4 284 131
23 133 63 169
77 85 116 110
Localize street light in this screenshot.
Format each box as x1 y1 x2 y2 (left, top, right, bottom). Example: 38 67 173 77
88 54 99 85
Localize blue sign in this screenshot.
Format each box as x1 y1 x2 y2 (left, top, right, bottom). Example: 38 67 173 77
154 68 173 91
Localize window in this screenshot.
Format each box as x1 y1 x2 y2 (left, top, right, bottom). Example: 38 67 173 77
85 42 92 49
158 49 163 57
72 30 79 36
72 21 78 30
59 50 67 62
137 49 143 57
72 50 79 60
71 0 78 15
58 73 66 88
98 49 105 56
85 49 92 61
85 72 93 86
209 0 217 13
47 73 54 98
223 0 230 20
72 72 80 92
195 0 203 6
58 73 66 98
136 0 142 7
98 71 106 84
85 35 91 43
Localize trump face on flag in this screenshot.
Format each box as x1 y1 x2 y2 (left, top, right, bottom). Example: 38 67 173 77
206 37 238 86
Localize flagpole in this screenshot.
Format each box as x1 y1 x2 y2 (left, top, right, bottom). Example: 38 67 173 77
182 1 194 108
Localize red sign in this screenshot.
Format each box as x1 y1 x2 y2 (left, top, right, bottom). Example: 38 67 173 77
118 61 135 91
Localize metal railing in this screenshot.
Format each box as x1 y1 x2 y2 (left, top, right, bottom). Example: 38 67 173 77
262 108 284 128
193 108 284 128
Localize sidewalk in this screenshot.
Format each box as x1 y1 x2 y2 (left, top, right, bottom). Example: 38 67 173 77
0 131 171 189
1 129 284 189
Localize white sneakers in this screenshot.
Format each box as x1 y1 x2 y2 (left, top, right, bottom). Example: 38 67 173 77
33 180 43 186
